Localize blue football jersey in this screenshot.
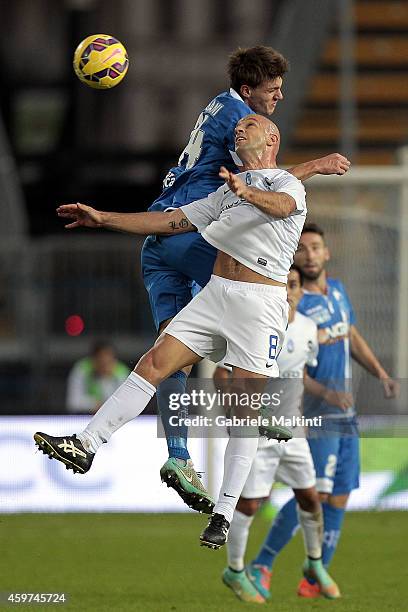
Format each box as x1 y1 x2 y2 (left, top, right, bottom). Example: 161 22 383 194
298 278 356 418
148 90 251 212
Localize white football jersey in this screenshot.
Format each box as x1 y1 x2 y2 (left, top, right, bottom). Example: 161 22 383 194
181 169 306 284
278 311 318 378
263 311 318 428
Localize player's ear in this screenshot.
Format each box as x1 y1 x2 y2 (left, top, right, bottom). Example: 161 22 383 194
240 84 251 100
324 246 330 262
268 133 278 145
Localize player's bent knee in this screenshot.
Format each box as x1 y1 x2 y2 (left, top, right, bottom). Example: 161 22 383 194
134 348 168 385
294 487 320 513
236 497 264 516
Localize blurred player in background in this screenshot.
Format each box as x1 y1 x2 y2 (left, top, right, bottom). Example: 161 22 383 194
215 266 339 603
141 45 350 512
66 341 129 414
35 114 307 549
252 223 398 598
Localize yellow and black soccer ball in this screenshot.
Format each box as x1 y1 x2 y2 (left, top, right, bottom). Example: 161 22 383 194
73 34 129 89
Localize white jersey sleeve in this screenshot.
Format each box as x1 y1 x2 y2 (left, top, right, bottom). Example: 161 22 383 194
273 171 306 214
180 186 223 232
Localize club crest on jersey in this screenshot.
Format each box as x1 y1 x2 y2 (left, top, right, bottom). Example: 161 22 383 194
245 172 252 185
263 177 274 189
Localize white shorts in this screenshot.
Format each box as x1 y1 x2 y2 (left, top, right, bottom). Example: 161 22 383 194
165 275 288 377
241 437 316 498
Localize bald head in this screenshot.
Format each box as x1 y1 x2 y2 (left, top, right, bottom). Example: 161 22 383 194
255 114 280 140
235 114 280 168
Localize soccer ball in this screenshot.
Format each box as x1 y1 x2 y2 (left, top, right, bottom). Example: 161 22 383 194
73 34 129 89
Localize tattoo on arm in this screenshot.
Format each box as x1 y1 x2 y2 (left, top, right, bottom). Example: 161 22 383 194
168 217 191 232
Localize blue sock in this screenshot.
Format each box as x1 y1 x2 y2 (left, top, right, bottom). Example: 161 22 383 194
254 496 299 569
156 371 190 461
321 503 345 567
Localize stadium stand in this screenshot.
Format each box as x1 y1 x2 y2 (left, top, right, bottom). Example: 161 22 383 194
283 1 408 166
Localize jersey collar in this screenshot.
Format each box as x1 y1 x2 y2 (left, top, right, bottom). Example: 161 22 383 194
229 88 248 106
302 282 330 296
228 89 249 166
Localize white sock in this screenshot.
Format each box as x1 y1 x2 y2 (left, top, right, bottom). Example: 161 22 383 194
77 372 156 453
227 510 255 571
213 433 258 523
297 505 323 559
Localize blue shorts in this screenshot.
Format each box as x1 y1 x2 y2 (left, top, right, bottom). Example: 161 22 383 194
307 418 360 495
141 233 217 330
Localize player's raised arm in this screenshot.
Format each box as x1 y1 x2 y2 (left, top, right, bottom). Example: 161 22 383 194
219 166 298 219
288 153 351 181
56 203 196 235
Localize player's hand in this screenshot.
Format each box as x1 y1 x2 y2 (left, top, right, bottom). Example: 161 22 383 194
380 377 400 399
219 166 248 198
315 153 351 176
323 389 354 410
56 203 103 229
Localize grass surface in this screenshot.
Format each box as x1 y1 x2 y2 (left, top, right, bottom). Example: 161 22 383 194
2 512 407 611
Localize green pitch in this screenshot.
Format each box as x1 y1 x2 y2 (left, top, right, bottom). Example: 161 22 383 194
3 512 407 611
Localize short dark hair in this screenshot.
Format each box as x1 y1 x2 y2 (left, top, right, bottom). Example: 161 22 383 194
228 46 289 93
289 263 304 286
301 222 325 239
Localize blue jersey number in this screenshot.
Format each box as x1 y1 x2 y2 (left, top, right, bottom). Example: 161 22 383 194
268 334 278 360
178 112 208 169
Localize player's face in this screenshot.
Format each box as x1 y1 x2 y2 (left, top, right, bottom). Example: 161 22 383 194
235 116 268 155
245 77 283 116
287 269 303 312
294 232 330 280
